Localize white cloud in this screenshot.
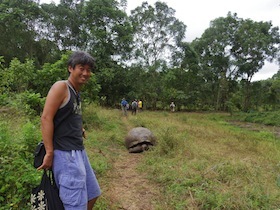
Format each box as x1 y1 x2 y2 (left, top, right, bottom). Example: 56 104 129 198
251 61 279 81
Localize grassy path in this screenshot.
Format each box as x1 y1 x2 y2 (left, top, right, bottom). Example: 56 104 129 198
92 113 163 209
105 150 161 209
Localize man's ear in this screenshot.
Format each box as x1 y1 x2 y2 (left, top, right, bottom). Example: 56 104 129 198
68 66 73 74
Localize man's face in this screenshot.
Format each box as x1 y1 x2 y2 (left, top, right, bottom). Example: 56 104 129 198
69 64 92 84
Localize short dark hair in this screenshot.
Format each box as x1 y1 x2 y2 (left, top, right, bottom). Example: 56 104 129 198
67 51 96 70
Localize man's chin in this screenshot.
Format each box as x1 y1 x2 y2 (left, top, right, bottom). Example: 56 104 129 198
80 79 88 84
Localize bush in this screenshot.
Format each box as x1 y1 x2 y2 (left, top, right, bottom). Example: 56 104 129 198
0 94 9 106
0 121 41 209
230 111 280 126
21 121 42 154
13 91 44 116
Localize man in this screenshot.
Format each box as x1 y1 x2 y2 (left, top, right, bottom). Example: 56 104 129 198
170 101 176 112
38 51 101 210
131 99 138 115
120 98 128 116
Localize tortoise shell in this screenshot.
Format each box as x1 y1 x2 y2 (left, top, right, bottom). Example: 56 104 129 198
125 127 156 153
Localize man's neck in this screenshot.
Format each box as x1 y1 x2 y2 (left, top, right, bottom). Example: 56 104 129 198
67 79 80 92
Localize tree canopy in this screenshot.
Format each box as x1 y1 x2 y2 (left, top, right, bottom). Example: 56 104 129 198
0 0 279 112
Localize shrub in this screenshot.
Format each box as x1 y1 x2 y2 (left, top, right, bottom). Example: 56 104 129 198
0 121 40 209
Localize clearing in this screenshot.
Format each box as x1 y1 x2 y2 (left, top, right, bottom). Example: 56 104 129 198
98 117 280 209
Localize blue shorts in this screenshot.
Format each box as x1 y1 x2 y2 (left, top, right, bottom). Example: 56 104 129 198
53 150 101 210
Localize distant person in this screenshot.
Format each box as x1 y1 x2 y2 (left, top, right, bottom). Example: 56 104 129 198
131 99 138 115
170 101 176 112
138 100 143 111
121 98 128 116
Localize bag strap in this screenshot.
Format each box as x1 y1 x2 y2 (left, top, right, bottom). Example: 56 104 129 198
45 170 59 188
39 170 48 187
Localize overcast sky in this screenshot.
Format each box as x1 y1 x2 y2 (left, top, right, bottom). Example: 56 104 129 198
41 0 280 81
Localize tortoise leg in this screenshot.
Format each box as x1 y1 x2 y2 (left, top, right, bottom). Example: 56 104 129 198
142 144 148 151
128 144 150 153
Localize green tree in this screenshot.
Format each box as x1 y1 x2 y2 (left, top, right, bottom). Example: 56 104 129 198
232 19 280 111
272 70 280 80
129 1 186 108
130 1 186 68
233 20 279 81
6 58 36 93
125 66 147 105
83 0 133 66
167 42 202 110
33 53 69 97
0 0 42 65
82 0 133 105
266 79 280 110
192 13 239 111
193 12 280 111
39 0 85 50
0 56 8 94
95 66 129 106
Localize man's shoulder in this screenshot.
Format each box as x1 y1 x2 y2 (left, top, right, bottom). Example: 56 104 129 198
48 80 68 97
53 80 67 87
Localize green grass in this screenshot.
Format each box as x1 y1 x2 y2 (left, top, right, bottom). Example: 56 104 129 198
1 107 280 209
229 111 280 126
84 109 280 209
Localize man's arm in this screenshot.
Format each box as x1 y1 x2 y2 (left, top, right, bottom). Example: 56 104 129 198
37 81 68 170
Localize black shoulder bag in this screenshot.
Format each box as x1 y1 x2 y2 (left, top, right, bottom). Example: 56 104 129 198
34 141 46 168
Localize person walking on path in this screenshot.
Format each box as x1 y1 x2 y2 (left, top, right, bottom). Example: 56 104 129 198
170 101 176 112
121 98 128 116
38 51 101 210
131 99 138 115
138 99 143 112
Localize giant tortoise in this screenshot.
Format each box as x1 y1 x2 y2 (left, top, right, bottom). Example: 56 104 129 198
125 127 156 153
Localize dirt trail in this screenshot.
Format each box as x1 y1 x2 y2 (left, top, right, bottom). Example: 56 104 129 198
105 117 162 210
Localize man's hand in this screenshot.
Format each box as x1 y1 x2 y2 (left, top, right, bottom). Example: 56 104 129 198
37 153 53 170
82 128 87 139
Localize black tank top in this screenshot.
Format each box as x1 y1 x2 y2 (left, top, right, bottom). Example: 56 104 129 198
53 81 84 150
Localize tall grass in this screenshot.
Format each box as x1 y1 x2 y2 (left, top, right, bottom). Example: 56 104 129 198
229 111 280 126
84 108 280 209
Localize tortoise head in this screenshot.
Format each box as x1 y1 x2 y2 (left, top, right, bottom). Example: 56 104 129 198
141 143 148 151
